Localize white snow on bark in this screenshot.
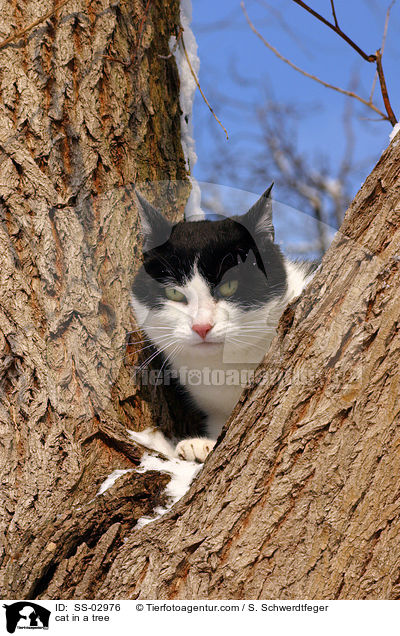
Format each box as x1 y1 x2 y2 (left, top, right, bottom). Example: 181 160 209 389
128 428 202 528
389 121 400 142
96 429 202 526
172 0 204 219
128 427 176 456
97 469 133 495
135 452 202 528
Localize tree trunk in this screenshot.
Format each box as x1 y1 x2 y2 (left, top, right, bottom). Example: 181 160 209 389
0 0 189 599
1 1 400 604
97 136 400 600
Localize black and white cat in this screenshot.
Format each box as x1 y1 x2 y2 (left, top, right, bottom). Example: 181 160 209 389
131 186 315 462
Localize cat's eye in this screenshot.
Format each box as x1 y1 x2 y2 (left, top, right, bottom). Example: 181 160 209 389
164 287 187 302
218 279 239 298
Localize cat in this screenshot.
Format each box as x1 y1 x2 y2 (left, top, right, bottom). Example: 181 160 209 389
131 185 315 462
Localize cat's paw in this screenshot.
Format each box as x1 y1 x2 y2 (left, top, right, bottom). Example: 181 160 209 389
175 438 216 463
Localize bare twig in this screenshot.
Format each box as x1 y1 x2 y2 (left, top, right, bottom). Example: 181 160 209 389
291 0 376 62
130 0 153 65
330 0 339 28
103 54 130 66
253 0 312 56
290 0 397 124
241 2 389 122
193 7 241 34
369 71 378 103
376 48 397 125
180 32 229 140
103 0 153 68
381 0 396 54
158 27 183 60
370 1 396 112
0 0 72 52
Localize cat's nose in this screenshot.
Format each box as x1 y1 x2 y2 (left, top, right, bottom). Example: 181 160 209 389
192 323 213 340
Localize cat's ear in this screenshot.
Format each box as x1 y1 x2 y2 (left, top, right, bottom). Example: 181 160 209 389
135 190 172 251
242 183 274 242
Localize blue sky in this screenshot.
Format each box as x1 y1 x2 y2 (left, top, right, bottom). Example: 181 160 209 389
190 0 399 202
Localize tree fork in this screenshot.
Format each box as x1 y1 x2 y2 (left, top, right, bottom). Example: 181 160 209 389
97 135 400 600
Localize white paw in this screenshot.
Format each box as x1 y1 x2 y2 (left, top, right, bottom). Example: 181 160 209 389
175 438 216 463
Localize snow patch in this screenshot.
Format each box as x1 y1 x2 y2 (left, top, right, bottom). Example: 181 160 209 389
128 427 202 528
389 122 400 142
135 452 201 528
173 0 198 173
185 175 204 220
97 429 202 525
171 0 204 219
128 427 176 457
97 469 133 496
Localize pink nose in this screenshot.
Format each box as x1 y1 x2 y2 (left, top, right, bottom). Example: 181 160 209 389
192 323 213 340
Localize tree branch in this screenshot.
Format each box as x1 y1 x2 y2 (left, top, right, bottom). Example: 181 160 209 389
373 1 397 125
180 32 229 140
240 2 389 122
130 0 153 65
371 0 395 100
290 0 397 125
330 0 339 29
376 48 397 125
291 0 377 62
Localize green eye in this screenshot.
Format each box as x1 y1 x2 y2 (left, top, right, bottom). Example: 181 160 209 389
164 287 186 302
218 279 238 298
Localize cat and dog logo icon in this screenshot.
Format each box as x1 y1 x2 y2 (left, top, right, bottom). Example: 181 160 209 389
2 602 50 633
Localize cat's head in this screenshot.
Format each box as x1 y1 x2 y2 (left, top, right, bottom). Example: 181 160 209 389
131 186 288 366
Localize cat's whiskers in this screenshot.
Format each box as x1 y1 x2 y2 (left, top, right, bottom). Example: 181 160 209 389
226 336 267 351
127 340 167 358
136 347 167 372
126 326 173 336
155 350 172 383
155 342 184 384
234 332 275 340
224 326 275 339
236 325 275 331
127 332 173 348
234 333 273 339
127 338 154 346
238 322 274 330
125 333 176 363
136 337 184 372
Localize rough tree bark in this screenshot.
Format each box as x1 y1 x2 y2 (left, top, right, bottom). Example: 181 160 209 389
0 0 190 599
96 135 400 600
1 0 399 604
